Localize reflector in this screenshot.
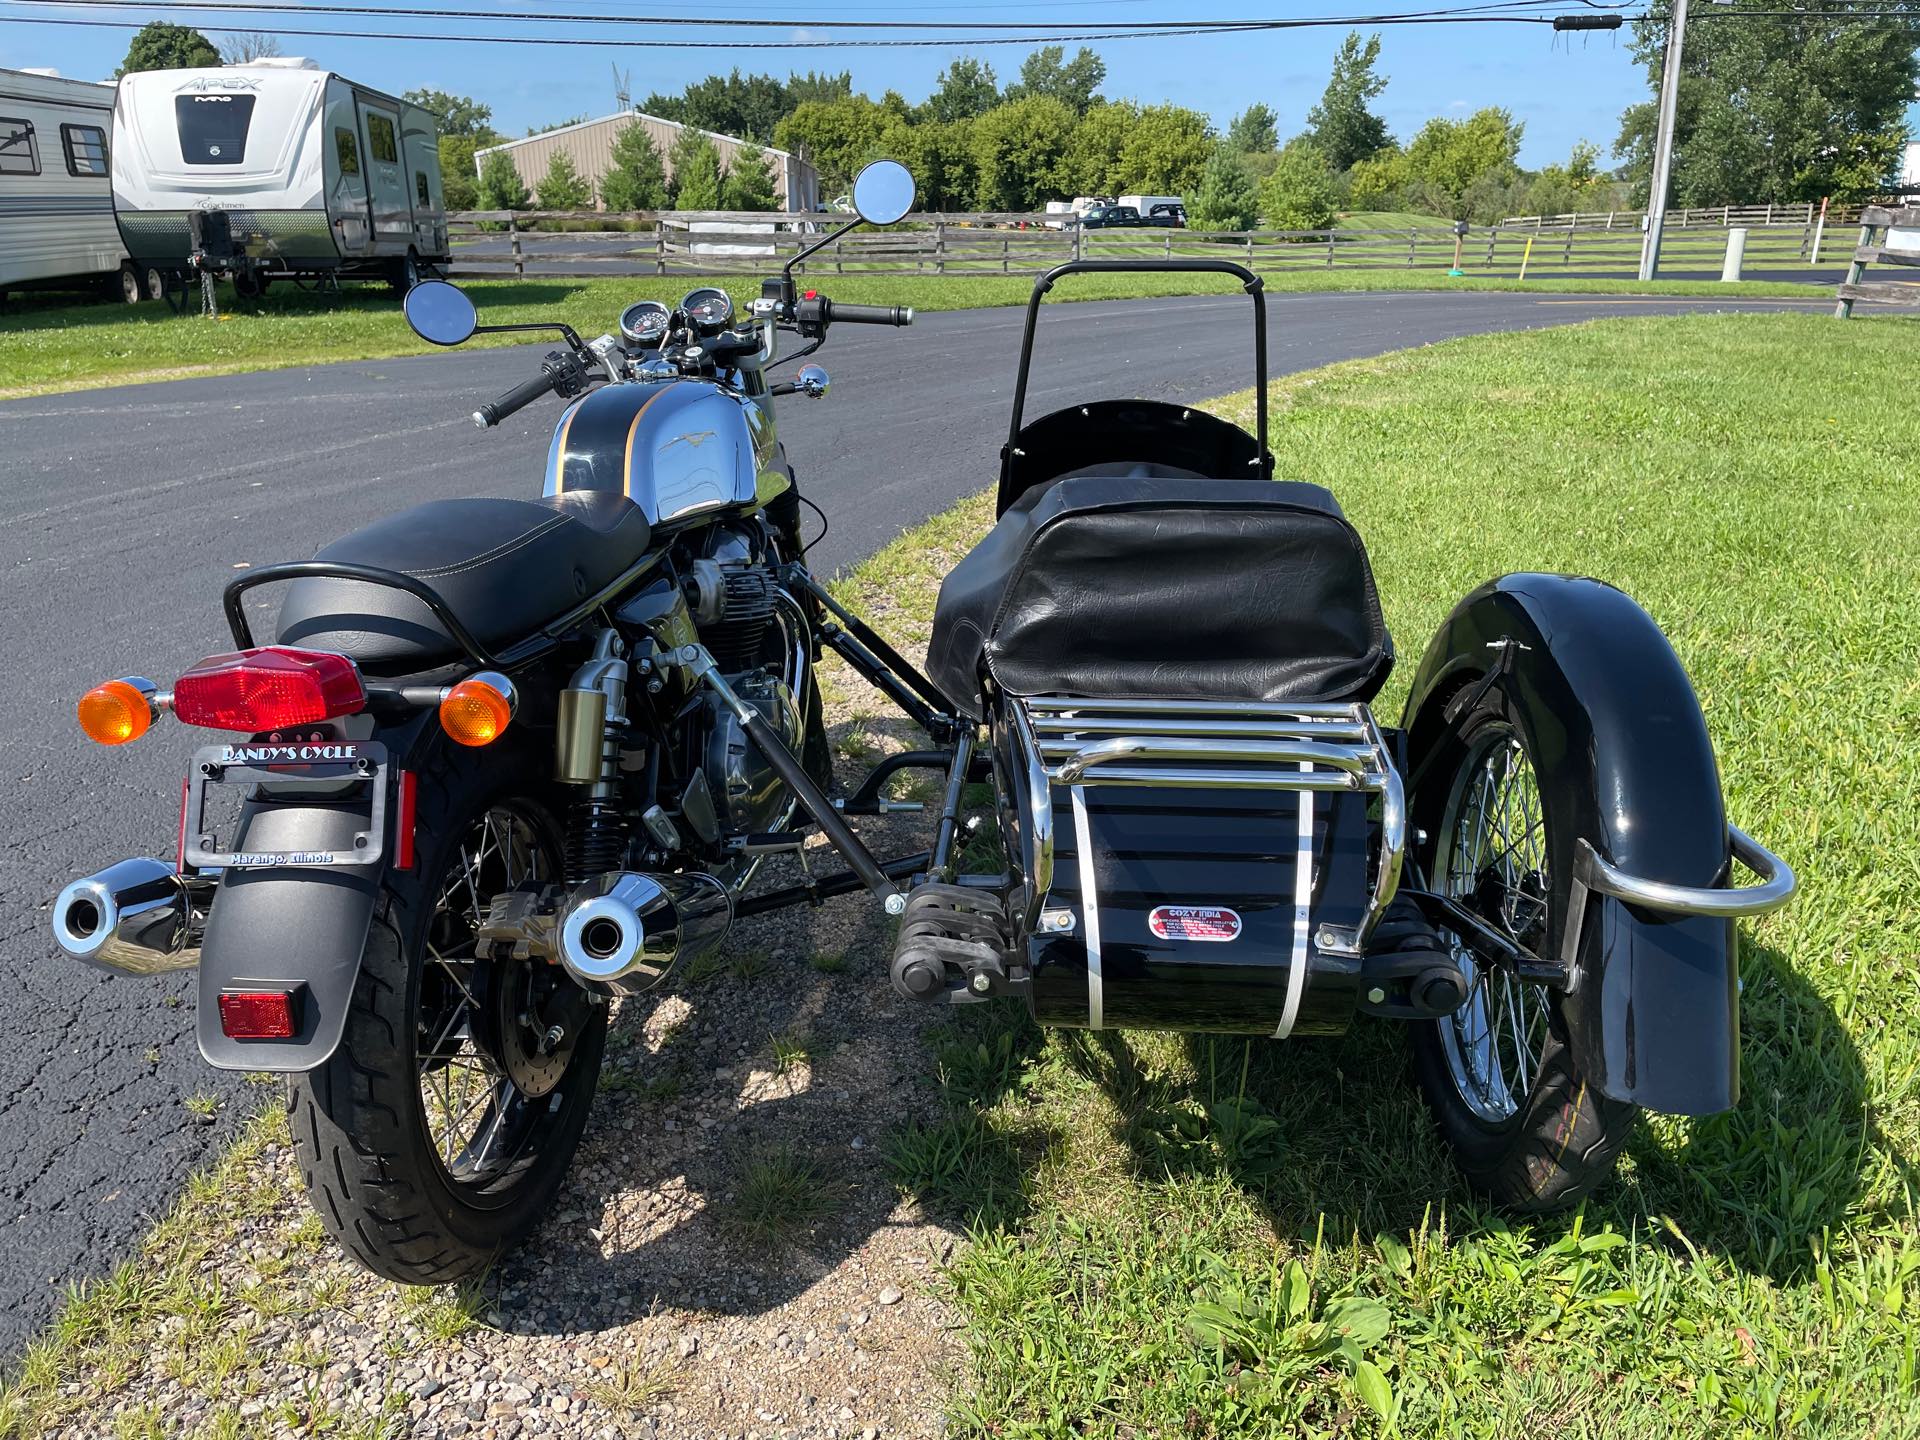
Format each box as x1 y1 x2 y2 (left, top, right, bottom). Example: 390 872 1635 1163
172 647 364 732
77 678 155 745
439 675 515 747
216 989 299 1040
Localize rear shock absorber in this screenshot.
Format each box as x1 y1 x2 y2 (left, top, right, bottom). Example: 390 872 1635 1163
556 630 631 885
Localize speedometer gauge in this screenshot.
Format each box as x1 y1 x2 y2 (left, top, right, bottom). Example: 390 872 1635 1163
679 286 734 334
619 299 671 347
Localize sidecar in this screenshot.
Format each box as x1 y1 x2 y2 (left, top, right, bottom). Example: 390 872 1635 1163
881 261 1797 1209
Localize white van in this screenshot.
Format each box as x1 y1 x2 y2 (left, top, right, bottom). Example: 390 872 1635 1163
0 67 134 303
113 59 449 295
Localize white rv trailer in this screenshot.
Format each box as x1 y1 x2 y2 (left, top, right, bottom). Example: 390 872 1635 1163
113 59 448 295
0 67 134 303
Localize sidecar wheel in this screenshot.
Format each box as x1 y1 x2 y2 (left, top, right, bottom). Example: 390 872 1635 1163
288 748 605 1284
1407 706 1637 1211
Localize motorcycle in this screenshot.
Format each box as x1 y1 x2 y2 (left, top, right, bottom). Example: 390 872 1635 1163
54 160 1797 1285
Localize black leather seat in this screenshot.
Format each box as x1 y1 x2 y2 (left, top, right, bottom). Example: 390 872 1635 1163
925 475 1391 718
276 491 652 673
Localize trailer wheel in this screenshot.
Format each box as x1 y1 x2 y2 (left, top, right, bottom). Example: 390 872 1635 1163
388 247 424 296
118 265 146 305
232 270 270 300
144 267 171 303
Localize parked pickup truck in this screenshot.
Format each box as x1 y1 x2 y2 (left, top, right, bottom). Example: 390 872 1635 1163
1080 204 1142 230
1143 202 1187 228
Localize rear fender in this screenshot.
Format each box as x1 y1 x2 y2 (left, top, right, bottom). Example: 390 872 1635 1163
1403 573 1737 1115
196 713 433 1071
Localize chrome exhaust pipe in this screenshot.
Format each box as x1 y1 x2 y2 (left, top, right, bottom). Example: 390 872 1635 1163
53 858 215 976
558 872 730 995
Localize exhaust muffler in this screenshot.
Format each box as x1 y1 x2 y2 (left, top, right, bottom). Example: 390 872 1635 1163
53 858 215 976
557 871 731 995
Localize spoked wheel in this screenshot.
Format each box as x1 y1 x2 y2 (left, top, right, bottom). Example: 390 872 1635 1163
290 753 605 1284
1408 706 1637 1211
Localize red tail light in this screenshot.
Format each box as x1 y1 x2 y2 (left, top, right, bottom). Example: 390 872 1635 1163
172 647 365 732
217 989 300 1040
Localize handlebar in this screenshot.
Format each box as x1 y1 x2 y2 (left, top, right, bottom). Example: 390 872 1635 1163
472 369 558 429
825 300 914 327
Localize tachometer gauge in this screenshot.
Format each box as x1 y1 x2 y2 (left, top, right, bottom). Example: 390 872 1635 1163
679 286 734 334
619 299 672 348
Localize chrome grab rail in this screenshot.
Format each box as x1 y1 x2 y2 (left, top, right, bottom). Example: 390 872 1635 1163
1053 736 1373 786
1573 826 1797 918
1019 696 1403 954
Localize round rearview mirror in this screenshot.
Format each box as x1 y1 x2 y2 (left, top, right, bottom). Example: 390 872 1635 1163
851 159 916 226
404 279 478 347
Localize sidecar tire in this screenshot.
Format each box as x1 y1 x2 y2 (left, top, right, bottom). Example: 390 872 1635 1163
1406 701 1638 1212
288 743 605 1285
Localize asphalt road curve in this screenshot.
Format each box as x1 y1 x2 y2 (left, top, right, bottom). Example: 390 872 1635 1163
0 287 1832 1353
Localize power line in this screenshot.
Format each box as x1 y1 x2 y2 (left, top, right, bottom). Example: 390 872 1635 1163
0 9 1627 48
24 0 1620 32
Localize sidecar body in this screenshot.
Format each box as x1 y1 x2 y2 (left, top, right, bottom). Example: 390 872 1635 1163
884 261 1794 1134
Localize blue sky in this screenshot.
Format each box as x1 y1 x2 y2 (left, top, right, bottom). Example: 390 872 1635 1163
0 4 1651 168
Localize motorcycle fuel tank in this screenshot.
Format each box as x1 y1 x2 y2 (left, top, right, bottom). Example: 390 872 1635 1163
542 379 785 525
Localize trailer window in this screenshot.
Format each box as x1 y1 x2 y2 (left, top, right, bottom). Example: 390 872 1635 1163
415 171 430 207
0 117 37 176
61 124 108 177
366 113 398 164
175 94 255 165
335 127 359 176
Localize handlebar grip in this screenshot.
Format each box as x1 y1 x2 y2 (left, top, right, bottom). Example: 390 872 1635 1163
472 368 560 428
825 300 914 327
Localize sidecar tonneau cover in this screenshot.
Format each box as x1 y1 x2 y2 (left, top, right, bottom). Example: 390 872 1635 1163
926 476 1390 717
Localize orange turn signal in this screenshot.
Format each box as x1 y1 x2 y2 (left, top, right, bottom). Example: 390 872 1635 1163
439 674 515 747
78 679 157 746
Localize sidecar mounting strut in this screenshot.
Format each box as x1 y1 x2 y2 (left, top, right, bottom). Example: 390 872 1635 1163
661 644 906 912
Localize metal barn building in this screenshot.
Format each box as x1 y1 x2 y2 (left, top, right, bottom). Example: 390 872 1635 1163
474 112 820 211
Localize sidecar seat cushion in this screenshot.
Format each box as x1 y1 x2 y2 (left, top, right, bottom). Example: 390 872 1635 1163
926 476 1391 719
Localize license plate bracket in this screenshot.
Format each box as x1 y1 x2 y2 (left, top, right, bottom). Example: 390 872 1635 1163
184 739 390 869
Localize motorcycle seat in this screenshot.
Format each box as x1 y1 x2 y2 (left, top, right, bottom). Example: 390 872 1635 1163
925 475 1391 719
275 492 652 673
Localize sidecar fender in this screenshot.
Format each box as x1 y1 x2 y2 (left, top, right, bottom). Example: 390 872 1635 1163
1403 573 1739 1115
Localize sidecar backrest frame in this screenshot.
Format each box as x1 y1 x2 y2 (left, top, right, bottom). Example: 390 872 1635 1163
998 259 1272 515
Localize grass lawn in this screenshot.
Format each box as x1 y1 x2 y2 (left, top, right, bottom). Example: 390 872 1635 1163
834 310 1920 1437
1336 210 1457 230
0 269 1833 401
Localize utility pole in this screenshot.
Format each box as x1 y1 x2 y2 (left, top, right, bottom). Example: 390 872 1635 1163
1638 0 1690 280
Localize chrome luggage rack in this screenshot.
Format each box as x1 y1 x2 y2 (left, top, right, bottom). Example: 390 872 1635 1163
1007 696 1405 956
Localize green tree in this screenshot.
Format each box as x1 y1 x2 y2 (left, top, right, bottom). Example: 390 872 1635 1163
600 122 671 211
118 21 220 75
1344 146 1411 211
526 115 590 137
1305 31 1391 171
884 116 975 212
1004 45 1106 114
774 97 889 194
475 149 531 210
1614 1 1916 204
438 136 483 211
786 70 854 108
1062 100 1139 196
403 88 494 139
970 96 1078 210
1189 144 1261 232
923 58 1002 124
1257 141 1338 230
535 151 593 210
1404 107 1522 219
721 142 780 210
678 70 790 142
1227 103 1279 155
1118 103 1213 196
669 129 724 210
218 32 280 65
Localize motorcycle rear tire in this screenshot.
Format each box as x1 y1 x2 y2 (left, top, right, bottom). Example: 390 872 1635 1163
288 740 605 1284
1406 698 1637 1211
